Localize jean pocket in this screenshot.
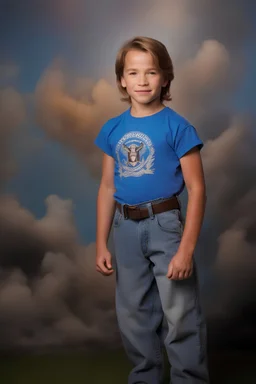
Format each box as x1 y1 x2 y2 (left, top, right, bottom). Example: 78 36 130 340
113 209 122 228
156 209 182 234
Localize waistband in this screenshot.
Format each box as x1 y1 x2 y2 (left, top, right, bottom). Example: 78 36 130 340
116 195 180 221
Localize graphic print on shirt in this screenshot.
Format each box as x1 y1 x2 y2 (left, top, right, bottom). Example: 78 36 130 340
115 131 155 177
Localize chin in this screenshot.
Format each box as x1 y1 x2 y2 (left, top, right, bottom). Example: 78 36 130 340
132 95 157 105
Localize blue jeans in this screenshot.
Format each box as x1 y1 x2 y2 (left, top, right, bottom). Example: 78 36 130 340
112 200 210 384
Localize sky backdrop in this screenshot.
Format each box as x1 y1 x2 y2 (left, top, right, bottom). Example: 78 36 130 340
0 0 256 363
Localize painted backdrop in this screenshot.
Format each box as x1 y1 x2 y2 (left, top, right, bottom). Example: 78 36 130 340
0 1 255 383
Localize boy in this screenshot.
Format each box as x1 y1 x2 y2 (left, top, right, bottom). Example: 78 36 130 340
94 36 210 384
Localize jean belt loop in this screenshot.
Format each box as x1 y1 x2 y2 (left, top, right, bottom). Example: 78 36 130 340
122 204 129 220
146 202 154 220
176 195 182 210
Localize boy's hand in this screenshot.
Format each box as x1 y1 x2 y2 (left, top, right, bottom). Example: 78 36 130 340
166 251 193 280
96 248 114 276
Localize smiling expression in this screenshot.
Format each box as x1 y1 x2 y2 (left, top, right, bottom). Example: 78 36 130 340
121 50 168 106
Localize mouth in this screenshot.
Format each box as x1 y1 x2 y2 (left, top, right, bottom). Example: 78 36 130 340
135 90 151 93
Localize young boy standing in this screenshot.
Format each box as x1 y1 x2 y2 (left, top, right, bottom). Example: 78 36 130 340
95 36 210 384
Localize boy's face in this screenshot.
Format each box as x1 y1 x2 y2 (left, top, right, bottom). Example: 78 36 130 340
121 49 167 106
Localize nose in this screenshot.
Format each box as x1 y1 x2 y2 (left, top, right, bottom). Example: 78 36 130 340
138 74 148 86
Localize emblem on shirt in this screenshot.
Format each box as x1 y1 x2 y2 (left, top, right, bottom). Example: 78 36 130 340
115 131 155 177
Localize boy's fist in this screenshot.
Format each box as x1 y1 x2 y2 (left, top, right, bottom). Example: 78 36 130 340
96 249 114 276
167 252 193 280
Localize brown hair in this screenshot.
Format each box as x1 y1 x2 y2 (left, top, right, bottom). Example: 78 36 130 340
115 36 174 103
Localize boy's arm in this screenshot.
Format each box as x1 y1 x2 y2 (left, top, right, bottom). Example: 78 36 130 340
167 147 206 280
178 146 206 256
96 153 116 276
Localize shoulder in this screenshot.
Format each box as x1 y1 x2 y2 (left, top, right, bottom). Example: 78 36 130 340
165 107 197 141
95 110 129 155
165 107 203 156
101 109 128 136
165 107 191 131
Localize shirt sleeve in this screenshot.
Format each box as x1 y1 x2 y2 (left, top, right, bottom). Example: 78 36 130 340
94 121 113 157
174 124 203 159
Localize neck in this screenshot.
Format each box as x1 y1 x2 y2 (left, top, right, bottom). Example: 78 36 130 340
130 100 165 117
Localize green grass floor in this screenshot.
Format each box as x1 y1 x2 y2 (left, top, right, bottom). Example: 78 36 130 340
0 350 131 384
0 349 255 384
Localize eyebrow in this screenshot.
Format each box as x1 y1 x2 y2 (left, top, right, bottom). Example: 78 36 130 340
125 67 158 71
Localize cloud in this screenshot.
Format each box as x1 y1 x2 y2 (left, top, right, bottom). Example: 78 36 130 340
202 117 256 216
0 194 118 352
200 117 256 321
171 40 230 120
145 0 192 30
34 61 125 177
0 87 27 183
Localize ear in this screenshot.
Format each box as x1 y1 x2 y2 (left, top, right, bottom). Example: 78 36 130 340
162 78 168 87
121 77 126 88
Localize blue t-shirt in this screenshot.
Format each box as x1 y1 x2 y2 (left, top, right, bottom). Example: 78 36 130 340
94 106 203 205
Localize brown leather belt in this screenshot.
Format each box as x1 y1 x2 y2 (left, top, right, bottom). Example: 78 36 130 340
116 196 180 220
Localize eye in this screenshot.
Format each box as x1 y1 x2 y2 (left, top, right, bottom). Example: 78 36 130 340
129 72 136 75
149 71 157 75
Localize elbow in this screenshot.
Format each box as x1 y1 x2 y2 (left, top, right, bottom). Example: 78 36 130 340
187 183 206 201
99 181 115 194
